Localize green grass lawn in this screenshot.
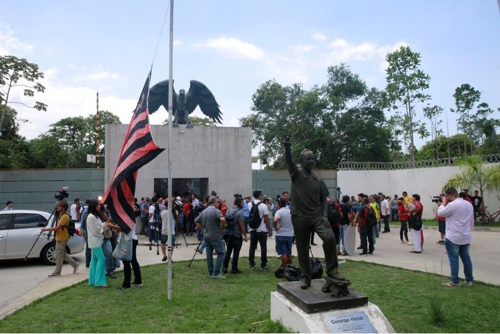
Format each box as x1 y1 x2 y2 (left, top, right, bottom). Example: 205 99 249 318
1 259 500 333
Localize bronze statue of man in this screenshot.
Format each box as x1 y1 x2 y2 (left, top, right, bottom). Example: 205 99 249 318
284 136 351 297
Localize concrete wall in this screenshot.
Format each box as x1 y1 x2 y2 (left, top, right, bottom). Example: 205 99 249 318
337 165 500 220
105 125 253 202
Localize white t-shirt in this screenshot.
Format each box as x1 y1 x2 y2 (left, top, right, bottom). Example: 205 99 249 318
70 203 78 221
149 205 156 223
274 207 293 237
381 199 390 216
248 200 269 232
160 209 176 235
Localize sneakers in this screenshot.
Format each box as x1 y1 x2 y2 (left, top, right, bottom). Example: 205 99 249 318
250 265 255 270
466 281 473 286
222 268 228 274
107 272 117 279
73 262 80 274
48 273 61 277
211 274 226 279
162 256 168 262
260 265 269 270
231 269 243 274
118 286 131 291
437 240 444 245
407 241 413 245
441 281 460 287
338 260 346 265
401 240 406 244
132 282 143 287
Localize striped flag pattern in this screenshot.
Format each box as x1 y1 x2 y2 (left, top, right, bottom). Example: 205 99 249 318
101 71 164 234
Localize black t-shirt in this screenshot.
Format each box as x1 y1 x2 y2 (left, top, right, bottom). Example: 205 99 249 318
134 202 140 217
471 196 482 208
340 203 350 225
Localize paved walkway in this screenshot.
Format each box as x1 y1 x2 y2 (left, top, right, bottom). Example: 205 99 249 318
0 226 498 320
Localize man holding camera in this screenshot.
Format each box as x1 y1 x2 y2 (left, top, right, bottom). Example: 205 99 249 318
41 200 80 277
438 188 474 287
195 196 227 279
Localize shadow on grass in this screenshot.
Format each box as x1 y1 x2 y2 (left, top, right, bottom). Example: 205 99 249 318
1 259 499 333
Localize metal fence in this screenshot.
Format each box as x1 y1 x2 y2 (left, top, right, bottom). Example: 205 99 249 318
338 154 500 170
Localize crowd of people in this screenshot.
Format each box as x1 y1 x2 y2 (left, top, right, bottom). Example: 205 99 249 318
42 184 476 288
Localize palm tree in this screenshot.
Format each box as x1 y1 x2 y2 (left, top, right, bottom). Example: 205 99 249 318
443 155 500 224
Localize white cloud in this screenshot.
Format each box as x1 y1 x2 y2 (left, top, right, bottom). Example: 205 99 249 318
194 36 265 60
87 71 119 80
0 24 33 55
327 38 407 70
288 45 315 54
312 32 327 42
173 39 183 46
73 68 119 82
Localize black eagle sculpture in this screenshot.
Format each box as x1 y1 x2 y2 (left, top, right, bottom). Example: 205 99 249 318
148 80 223 127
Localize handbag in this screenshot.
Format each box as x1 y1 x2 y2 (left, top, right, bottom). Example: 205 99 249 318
409 214 423 230
112 232 133 261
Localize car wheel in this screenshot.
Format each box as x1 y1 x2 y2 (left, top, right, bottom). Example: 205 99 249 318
41 242 56 265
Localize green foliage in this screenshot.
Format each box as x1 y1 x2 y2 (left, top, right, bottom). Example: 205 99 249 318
428 293 446 326
417 134 476 161
31 111 121 168
241 64 393 168
163 115 216 126
384 45 431 166
443 156 500 223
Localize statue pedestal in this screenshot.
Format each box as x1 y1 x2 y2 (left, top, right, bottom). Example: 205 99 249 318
271 280 395 333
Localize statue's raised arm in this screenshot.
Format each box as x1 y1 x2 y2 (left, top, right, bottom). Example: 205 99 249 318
283 135 298 176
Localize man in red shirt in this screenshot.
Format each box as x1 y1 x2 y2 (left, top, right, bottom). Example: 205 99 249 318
462 189 473 204
355 197 374 255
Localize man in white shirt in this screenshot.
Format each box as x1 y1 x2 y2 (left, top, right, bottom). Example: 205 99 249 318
148 197 160 245
274 198 294 270
380 195 391 233
438 187 474 287
248 190 269 270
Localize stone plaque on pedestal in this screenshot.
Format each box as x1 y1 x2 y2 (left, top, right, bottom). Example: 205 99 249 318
271 279 395 333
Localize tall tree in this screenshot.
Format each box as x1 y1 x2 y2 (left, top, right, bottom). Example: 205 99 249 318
443 156 500 224
241 65 393 168
451 84 481 155
384 46 431 167
34 111 120 168
423 104 444 160
0 55 47 136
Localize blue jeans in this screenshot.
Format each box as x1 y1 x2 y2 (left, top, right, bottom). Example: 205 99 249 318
444 239 473 284
339 225 348 252
148 222 159 243
204 238 226 276
102 239 115 274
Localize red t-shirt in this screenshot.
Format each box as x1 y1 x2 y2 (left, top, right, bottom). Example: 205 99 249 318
183 203 190 216
398 205 408 221
221 204 228 215
330 202 342 227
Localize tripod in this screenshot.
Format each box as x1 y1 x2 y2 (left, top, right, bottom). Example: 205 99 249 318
188 239 203 268
25 204 58 260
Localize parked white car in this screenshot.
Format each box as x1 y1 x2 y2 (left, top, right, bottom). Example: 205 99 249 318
0 210 85 265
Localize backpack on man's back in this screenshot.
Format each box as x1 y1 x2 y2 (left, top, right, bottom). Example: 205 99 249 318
248 202 265 229
365 205 377 227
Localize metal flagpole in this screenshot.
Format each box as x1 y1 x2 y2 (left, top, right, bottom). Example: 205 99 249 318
167 0 174 300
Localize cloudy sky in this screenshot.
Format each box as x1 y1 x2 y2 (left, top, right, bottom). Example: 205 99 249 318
1 0 499 151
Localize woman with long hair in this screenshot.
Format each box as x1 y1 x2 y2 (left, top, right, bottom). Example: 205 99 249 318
86 199 108 288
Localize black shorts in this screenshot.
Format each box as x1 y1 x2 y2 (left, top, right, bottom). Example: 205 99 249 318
438 221 445 233
160 234 176 245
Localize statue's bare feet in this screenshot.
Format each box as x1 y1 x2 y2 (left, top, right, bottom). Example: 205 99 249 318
172 122 179 128
187 121 193 129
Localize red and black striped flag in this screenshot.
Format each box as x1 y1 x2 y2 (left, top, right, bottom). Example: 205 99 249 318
101 71 164 234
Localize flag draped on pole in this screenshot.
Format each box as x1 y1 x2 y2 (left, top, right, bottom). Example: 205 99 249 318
101 71 164 234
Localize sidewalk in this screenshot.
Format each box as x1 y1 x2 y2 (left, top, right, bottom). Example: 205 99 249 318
0 228 498 320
